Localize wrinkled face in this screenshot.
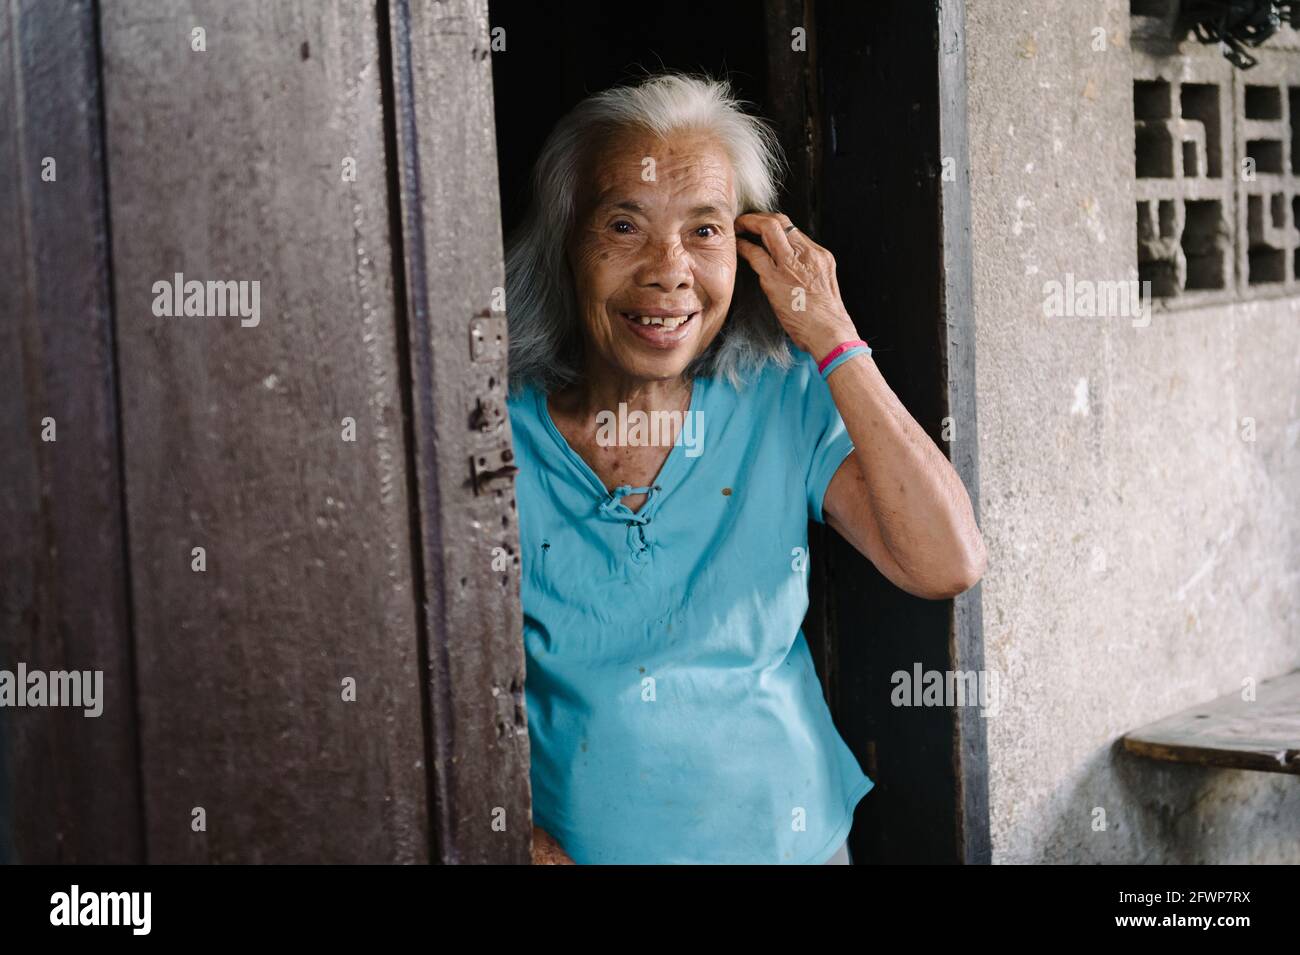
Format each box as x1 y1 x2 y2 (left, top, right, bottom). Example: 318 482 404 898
566 127 738 383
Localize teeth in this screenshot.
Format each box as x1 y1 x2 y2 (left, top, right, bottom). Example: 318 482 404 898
631 314 691 329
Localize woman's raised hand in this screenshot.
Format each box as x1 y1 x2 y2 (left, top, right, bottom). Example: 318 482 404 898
734 211 858 361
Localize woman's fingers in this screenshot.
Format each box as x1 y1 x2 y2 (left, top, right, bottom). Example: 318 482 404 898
735 233 775 277
735 211 799 267
735 212 795 264
732 211 855 356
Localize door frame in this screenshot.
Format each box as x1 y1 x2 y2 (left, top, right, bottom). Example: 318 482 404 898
766 0 989 864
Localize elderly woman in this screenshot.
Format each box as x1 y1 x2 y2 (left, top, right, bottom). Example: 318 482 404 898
505 73 986 865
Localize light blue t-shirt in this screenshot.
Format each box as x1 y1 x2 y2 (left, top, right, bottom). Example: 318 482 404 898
508 347 875 864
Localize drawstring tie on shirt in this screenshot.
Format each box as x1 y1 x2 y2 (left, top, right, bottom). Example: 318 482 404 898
597 484 660 560
597 484 659 524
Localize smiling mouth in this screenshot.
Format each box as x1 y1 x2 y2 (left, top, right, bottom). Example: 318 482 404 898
618 311 701 347
620 311 699 330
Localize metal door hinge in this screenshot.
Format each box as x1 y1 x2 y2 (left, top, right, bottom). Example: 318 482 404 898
470 314 507 362
471 447 517 494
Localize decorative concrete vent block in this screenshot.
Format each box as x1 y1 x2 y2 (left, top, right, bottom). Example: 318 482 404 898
1132 69 1235 304
1132 4 1300 306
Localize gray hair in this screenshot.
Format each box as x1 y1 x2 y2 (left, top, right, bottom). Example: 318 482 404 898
504 71 795 397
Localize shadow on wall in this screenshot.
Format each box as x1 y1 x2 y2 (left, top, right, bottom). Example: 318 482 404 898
1031 738 1300 863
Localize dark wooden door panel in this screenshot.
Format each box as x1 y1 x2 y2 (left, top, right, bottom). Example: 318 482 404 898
98 0 428 863
386 0 530 864
0 0 142 865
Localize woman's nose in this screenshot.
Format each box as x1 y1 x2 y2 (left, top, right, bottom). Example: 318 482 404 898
635 236 693 289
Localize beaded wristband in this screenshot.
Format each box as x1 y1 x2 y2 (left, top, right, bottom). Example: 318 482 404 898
817 340 872 379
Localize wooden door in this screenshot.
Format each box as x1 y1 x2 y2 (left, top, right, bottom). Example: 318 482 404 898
0 0 526 864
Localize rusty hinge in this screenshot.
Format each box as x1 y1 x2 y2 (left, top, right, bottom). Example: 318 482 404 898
469 395 505 434
471 446 517 494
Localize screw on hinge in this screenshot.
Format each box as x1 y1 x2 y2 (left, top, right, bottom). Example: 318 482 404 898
470 447 518 494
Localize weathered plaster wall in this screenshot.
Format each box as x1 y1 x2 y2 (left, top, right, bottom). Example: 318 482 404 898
964 0 1300 863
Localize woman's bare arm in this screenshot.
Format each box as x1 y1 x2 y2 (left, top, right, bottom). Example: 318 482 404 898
735 210 987 599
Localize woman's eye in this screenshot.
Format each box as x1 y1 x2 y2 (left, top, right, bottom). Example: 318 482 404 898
695 225 719 238
612 221 635 234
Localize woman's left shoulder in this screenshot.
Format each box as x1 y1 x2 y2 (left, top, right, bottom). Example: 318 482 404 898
709 351 824 448
755 348 823 410
726 347 817 394
786 349 822 386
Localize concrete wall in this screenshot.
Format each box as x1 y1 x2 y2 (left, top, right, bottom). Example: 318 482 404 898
965 0 1300 863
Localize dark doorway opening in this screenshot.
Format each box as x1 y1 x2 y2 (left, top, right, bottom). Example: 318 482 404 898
490 0 770 238
487 0 987 864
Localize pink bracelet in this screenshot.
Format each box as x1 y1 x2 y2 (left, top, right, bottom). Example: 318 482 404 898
816 339 870 374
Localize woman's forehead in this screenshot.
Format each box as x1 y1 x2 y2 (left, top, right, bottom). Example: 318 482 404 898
583 129 736 214
587 179 735 217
